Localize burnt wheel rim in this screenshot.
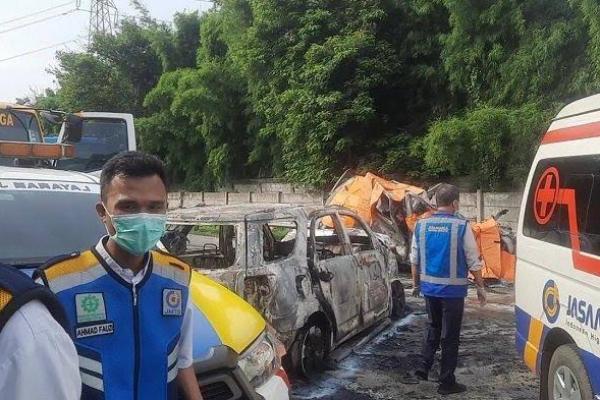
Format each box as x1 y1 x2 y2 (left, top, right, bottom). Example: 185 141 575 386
300 325 325 378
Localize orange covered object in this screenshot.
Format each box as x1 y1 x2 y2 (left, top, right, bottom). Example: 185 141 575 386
405 211 433 232
471 219 515 282
327 172 425 227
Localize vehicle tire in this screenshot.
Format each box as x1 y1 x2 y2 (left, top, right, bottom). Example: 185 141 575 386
391 281 406 320
547 344 594 400
291 321 329 380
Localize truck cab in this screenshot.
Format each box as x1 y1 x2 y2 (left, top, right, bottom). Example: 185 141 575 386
54 112 135 173
0 103 135 172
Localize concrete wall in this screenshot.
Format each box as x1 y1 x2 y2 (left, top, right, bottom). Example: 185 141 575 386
460 191 523 229
169 190 323 208
231 182 314 194
170 189 524 230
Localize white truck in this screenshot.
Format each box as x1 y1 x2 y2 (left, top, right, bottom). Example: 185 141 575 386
0 103 135 172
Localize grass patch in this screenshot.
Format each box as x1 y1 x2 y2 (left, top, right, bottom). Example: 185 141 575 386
191 225 220 237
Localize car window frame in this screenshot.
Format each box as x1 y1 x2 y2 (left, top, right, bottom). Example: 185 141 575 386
260 218 300 264
336 211 376 254
309 211 352 262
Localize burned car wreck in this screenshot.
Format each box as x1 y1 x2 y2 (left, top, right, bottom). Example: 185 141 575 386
164 204 406 376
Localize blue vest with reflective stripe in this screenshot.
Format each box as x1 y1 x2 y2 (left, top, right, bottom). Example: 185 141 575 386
415 213 469 298
38 250 190 400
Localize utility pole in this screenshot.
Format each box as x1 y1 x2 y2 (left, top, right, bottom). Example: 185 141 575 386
89 0 118 43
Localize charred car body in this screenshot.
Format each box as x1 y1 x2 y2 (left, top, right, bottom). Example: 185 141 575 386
164 204 406 376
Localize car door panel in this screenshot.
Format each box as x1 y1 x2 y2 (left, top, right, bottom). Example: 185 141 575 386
340 213 390 325
310 212 361 339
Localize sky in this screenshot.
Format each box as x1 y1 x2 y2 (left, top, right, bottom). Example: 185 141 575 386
0 0 212 102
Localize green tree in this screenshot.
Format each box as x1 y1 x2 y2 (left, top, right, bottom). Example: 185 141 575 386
139 10 253 189
37 0 600 191
422 103 550 190
219 0 453 186
39 11 202 116
138 69 206 188
48 51 135 112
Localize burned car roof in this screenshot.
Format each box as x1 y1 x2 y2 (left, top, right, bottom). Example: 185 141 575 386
167 203 326 224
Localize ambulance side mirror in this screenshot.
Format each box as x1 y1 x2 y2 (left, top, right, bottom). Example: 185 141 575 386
63 114 83 143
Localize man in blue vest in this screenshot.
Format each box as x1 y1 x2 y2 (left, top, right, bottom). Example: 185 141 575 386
36 152 203 400
410 183 486 395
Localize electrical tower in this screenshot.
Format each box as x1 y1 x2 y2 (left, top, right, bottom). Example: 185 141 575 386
89 0 118 42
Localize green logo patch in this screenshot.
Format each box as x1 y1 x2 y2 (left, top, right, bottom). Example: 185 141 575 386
75 293 106 323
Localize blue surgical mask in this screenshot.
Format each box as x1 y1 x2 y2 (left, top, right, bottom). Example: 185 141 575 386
105 210 167 256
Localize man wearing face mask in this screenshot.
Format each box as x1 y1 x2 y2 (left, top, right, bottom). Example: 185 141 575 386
410 183 486 395
36 152 203 400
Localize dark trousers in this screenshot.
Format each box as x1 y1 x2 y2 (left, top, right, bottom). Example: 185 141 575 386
420 296 465 385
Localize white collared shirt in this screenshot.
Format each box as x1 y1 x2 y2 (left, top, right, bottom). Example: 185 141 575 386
95 237 193 369
0 300 81 399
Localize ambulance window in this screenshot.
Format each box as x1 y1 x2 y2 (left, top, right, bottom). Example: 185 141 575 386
560 174 593 233
523 159 563 243
523 155 600 255
581 177 600 255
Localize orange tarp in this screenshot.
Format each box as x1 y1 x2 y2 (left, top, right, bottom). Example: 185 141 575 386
327 172 515 282
405 211 433 233
472 219 515 282
328 172 424 227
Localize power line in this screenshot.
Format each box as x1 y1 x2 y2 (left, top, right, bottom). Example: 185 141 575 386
0 38 85 63
0 1 76 27
0 8 82 35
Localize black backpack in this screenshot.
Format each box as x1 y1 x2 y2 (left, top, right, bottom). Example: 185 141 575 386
0 265 68 334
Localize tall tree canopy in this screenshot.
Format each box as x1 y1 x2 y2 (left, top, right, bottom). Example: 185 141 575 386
38 0 600 190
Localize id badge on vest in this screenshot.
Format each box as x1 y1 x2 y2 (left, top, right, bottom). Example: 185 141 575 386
163 289 183 316
74 292 114 339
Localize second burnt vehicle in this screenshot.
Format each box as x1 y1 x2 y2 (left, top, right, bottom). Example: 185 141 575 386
163 204 406 377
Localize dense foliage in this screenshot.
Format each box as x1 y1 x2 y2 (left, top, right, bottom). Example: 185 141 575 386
36 0 600 190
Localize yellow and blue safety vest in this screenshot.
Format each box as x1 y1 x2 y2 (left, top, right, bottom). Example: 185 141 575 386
415 213 469 298
36 250 191 400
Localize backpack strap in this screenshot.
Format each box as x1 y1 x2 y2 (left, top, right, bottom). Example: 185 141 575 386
0 265 69 334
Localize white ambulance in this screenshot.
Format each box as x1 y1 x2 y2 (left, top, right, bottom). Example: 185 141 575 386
516 94 600 399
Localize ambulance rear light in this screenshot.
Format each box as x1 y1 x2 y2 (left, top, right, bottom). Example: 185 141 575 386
0 141 75 159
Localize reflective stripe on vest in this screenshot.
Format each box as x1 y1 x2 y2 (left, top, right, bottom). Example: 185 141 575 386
79 354 104 393
418 216 468 286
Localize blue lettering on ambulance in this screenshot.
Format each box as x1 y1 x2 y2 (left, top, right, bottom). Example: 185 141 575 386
567 295 600 330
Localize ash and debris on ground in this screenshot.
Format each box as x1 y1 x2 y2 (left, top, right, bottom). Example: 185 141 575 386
291 281 538 400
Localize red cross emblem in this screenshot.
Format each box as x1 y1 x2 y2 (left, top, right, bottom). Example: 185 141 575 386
534 167 560 225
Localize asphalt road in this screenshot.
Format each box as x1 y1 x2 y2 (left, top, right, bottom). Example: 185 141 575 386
291 284 538 399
